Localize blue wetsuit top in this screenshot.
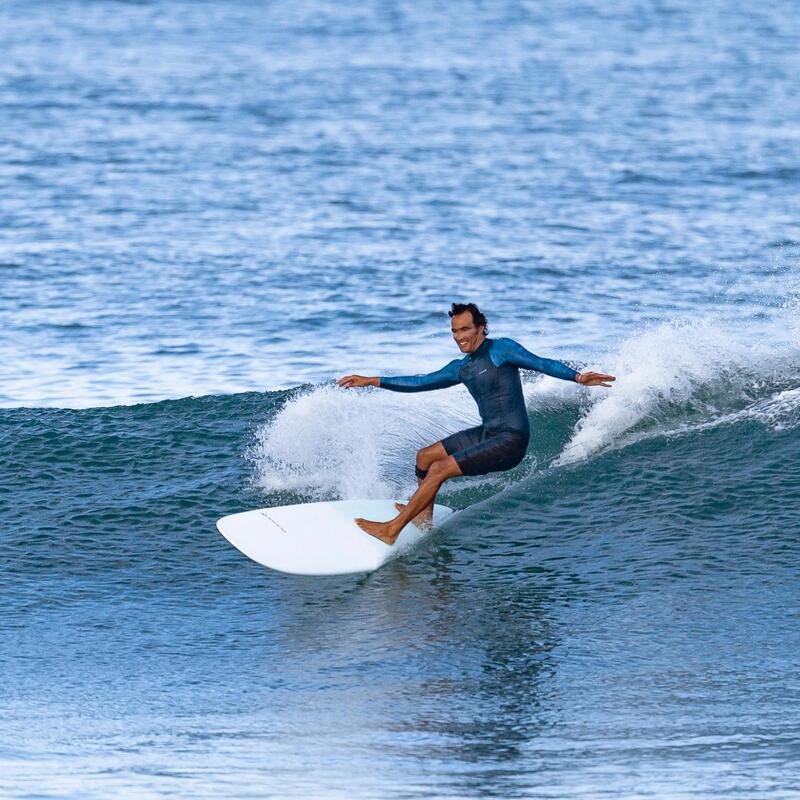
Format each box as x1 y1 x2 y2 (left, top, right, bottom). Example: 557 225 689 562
379 337 578 437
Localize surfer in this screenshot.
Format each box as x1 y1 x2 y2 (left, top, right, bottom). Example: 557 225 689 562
338 302 615 544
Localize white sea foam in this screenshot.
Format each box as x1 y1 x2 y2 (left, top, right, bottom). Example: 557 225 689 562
555 316 800 466
250 370 582 500
250 382 483 500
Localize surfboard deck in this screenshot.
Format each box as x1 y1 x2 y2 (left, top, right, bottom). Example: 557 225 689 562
216 499 454 576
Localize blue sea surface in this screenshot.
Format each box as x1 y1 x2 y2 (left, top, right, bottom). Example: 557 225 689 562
2 0 800 797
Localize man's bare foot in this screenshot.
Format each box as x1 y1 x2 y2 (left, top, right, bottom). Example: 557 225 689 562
394 502 433 529
355 517 400 545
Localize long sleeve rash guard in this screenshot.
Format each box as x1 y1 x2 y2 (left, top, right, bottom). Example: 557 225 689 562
379 337 578 436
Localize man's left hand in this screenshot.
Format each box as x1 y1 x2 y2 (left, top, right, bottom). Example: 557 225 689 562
576 371 616 388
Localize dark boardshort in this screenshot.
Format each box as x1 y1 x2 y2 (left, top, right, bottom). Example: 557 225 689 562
441 425 529 477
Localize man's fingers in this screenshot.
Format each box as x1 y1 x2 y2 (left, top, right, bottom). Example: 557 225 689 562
337 375 366 388
581 372 616 386
578 371 616 387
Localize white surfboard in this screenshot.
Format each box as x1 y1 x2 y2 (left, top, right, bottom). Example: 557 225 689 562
216 499 454 576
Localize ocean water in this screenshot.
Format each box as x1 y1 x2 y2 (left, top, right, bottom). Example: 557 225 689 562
2 0 800 797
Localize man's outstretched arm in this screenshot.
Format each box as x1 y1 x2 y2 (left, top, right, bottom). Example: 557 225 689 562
493 338 615 387
338 359 463 392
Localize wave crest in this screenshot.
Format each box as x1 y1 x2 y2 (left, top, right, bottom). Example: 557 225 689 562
558 317 800 465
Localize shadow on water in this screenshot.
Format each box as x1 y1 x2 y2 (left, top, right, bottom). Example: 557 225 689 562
260 535 564 797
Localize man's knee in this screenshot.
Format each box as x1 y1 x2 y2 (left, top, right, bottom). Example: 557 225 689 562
416 446 436 477
426 457 455 483
416 442 445 471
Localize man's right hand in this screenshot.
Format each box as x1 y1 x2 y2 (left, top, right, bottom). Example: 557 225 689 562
337 375 379 388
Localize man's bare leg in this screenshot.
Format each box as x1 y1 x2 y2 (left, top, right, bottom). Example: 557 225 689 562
395 441 448 526
357 455 463 544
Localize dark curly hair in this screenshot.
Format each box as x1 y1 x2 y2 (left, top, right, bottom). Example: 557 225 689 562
449 302 488 334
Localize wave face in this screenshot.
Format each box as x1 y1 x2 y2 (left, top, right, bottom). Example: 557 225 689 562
2 315 799 797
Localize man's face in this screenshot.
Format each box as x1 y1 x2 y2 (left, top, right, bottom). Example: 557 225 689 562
451 311 485 354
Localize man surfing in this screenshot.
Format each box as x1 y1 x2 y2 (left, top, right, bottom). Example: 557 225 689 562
338 302 615 544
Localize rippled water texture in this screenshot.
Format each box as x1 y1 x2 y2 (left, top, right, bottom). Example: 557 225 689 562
1 0 799 407
2 0 800 797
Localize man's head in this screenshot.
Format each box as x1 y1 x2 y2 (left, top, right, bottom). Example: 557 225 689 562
449 302 488 354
